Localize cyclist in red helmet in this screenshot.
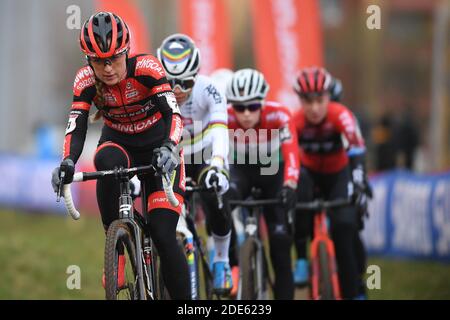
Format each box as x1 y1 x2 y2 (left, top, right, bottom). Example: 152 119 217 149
292 67 370 299
51 12 190 299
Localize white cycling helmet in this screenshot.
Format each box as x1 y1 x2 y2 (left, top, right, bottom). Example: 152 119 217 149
157 33 200 79
226 68 269 103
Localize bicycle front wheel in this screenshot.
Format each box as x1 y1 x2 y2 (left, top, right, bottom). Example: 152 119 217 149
239 238 259 300
104 220 143 300
318 241 334 300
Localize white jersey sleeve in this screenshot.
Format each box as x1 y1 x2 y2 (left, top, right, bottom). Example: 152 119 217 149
204 79 229 170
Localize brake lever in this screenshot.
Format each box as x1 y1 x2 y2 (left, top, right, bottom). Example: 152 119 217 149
56 171 65 202
212 181 223 210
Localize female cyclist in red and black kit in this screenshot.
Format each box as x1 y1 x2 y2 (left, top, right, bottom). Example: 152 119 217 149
292 67 370 299
51 12 190 299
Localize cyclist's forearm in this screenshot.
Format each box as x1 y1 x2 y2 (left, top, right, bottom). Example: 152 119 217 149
281 122 300 187
154 91 183 145
281 144 300 187
209 123 229 169
62 109 88 163
207 89 229 168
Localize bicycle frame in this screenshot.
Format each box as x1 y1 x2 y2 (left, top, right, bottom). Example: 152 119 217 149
117 177 148 300
296 198 351 300
243 207 266 300
229 196 280 300
309 210 341 300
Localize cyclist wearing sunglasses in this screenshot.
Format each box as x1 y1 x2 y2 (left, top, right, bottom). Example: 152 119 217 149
226 69 300 300
157 34 233 295
292 67 370 299
50 12 191 299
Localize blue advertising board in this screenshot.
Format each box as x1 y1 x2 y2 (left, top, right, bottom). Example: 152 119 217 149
363 170 450 261
0 154 76 214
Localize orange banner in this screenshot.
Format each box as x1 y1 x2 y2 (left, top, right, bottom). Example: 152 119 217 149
251 0 324 112
179 0 232 75
95 0 151 55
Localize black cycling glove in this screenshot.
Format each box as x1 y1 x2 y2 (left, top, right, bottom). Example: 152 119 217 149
51 158 75 193
278 186 297 211
152 141 179 175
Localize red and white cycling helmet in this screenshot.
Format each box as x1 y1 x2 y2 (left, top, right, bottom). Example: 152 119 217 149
79 12 130 59
293 67 332 98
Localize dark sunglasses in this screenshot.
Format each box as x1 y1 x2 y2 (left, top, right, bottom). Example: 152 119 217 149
88 52 126 65
299 92 326 103
232 103 262 113
169 78 196 92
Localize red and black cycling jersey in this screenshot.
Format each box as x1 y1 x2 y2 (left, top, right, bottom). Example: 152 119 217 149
62 54 183 163
228 102 300 187
294 102 365 174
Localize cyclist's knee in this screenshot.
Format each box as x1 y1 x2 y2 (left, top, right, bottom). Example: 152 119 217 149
146 209 178 245
331 219 356 248
331 206 357 228
94 142 131 171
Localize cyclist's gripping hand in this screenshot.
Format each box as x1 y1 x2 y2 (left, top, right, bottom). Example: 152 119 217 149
352 165 372 217
152 141 179 175
278 185 297 211
204 168 229 196
51 158 75 193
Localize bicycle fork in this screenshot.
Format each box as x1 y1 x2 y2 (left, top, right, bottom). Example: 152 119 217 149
117 182 148 300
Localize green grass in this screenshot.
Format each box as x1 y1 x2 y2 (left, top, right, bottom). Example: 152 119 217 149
366 257 450 300
0 209 104 299
0 209 449 300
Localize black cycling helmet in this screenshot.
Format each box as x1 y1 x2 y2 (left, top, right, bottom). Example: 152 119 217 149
79 12 130 58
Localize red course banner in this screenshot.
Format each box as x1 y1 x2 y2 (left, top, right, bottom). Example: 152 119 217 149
251 0 324 112
95 0 151 55
179 0 232 75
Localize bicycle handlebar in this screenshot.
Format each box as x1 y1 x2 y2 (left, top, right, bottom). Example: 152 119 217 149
295 198 352 211
61 165 179 220
62 183 80 220
185 184 209 193
228 198 281 207
185 182 224 209
162 172 179 207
